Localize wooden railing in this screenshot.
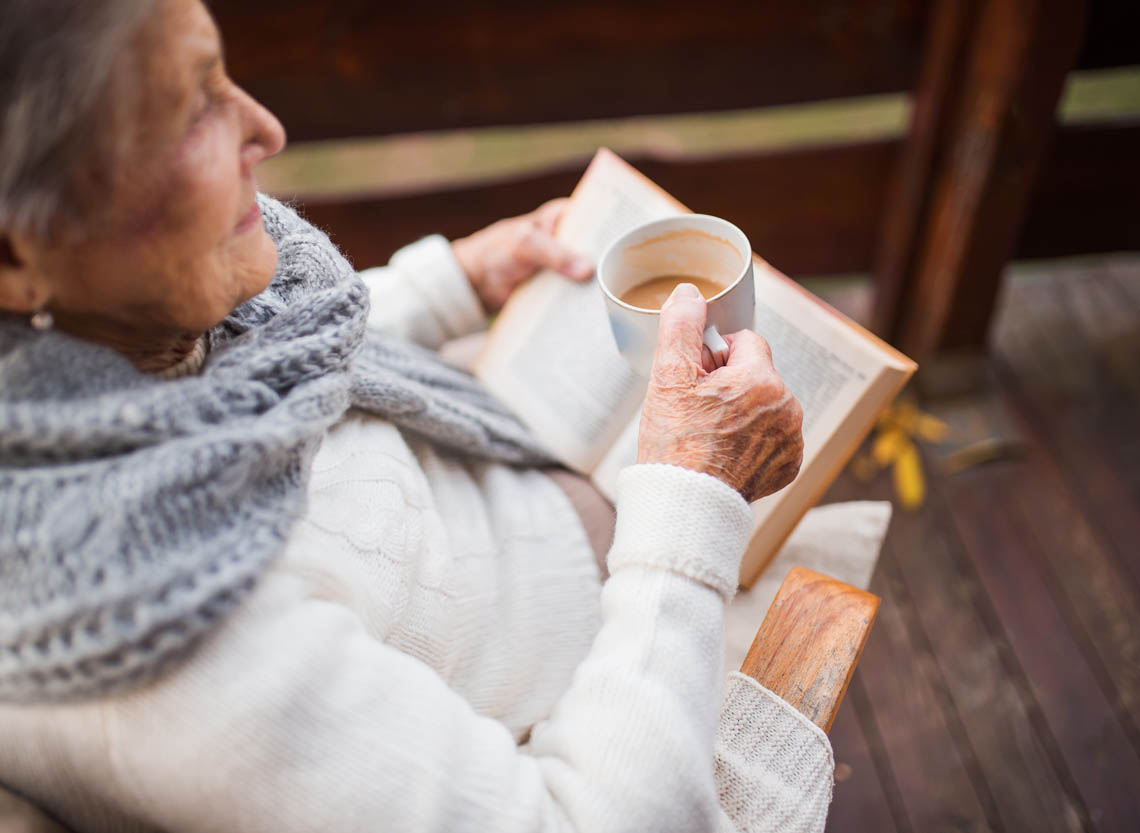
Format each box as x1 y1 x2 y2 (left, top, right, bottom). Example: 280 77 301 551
217 0 1140 369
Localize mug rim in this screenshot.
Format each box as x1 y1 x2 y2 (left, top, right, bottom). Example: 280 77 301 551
597 214 752 314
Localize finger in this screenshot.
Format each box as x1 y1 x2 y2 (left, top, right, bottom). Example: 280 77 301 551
518 227 593 281
700 344 717 374
531 198 570 235
724 329 775 370
650 283 708 384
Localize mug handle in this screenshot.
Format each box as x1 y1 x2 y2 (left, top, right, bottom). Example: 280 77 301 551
703 324 730 369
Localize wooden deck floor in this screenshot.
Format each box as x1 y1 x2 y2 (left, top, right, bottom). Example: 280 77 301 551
819 256 1140 833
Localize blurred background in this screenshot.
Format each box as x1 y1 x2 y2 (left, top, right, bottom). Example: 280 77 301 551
215 1 1139 830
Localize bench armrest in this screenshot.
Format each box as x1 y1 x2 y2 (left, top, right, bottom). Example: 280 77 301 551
739 566 880 732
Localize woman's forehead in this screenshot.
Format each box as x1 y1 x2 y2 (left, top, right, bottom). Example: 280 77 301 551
128 1 220 124
137 2 219 92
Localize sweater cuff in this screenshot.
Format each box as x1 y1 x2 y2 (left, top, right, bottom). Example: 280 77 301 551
715 672 834 833
389 235 486 340
608 463 752 600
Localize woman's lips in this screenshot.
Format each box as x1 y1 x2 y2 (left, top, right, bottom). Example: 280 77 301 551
235 200 260 233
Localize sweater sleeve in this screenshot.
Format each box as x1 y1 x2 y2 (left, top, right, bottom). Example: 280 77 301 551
713 673 835 833
358 235 487 349
0 465 829 833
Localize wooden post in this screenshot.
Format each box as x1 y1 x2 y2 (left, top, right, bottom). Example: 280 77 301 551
740 567 880 732
872 0 1087 376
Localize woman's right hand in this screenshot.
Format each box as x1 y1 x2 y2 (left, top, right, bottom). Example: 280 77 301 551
637 283 804 503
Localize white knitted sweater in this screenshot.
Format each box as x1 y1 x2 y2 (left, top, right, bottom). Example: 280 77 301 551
0 237 833 833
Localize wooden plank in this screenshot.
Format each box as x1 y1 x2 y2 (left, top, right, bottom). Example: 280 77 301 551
1002 441 1140 754
942 467 1140 832
829 455 1085 833
215 0 1133 144
215 0 927 141
992 270 1140 593
740 567 879 732
1001 375 1140 599
1054 270 1140 417
1052 271 1140 500
826 695 901 833
987 268 1140 754
852 550 994 832
285 120 1140 284
876 0 1087 361
826 470 1085 832
882 467 1090 832
870 0 977 337
292 142 898 277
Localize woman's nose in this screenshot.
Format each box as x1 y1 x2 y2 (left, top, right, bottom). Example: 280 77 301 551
238 87 287 173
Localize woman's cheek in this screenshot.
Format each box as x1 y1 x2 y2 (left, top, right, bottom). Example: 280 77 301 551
175 116 242 233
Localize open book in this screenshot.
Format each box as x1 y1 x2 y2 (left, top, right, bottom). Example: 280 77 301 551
474 149 915 586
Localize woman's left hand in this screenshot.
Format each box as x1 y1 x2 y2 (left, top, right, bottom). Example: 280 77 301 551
451 199 594 313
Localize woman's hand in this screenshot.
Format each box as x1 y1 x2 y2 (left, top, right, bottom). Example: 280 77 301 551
451 199 594 313
637 283 804 502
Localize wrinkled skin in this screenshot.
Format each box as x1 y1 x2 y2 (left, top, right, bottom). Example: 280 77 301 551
0 0 286 371
638 283 804 502
451 198 593 314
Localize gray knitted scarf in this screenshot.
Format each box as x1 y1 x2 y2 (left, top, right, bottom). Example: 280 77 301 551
0 196 552 702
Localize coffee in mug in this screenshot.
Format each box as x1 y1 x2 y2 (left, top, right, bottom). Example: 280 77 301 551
619 274 728 310
597 214 755 376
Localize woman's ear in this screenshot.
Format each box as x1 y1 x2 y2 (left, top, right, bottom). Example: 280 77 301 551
0 233 49 314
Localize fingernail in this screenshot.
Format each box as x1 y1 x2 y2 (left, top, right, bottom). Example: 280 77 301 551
665 283 702 306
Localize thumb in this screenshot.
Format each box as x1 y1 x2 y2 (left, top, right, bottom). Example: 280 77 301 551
650 283 708 383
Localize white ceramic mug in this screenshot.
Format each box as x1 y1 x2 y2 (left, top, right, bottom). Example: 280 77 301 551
597 214 755 376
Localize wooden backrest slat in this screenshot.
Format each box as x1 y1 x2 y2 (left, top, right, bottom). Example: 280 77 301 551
216 0 926 141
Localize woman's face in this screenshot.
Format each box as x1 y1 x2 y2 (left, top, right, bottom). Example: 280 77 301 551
13 0 286 345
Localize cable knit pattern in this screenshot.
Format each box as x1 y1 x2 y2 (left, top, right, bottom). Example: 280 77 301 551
715 673 834 833
0 196 551 702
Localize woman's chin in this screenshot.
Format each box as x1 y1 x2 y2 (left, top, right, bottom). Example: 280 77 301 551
235 231 280 300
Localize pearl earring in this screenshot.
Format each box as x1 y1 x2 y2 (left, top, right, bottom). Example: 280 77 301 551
30 309 54 331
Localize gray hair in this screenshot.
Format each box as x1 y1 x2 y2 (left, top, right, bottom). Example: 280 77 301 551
0 0 153 240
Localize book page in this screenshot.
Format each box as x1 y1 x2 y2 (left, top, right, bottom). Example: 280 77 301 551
748 262 889 502
475 150 680 472
753 261 882 454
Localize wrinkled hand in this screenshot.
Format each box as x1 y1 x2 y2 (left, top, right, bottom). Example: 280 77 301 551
637 283 804 502
451 199 594 313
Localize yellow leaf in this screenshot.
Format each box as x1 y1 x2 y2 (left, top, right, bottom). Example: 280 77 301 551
872 427 905 466
893 440 925 510
893 398 919 432
915 413 950 443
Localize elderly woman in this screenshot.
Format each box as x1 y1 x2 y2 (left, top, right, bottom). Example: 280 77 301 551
0 1 828 832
